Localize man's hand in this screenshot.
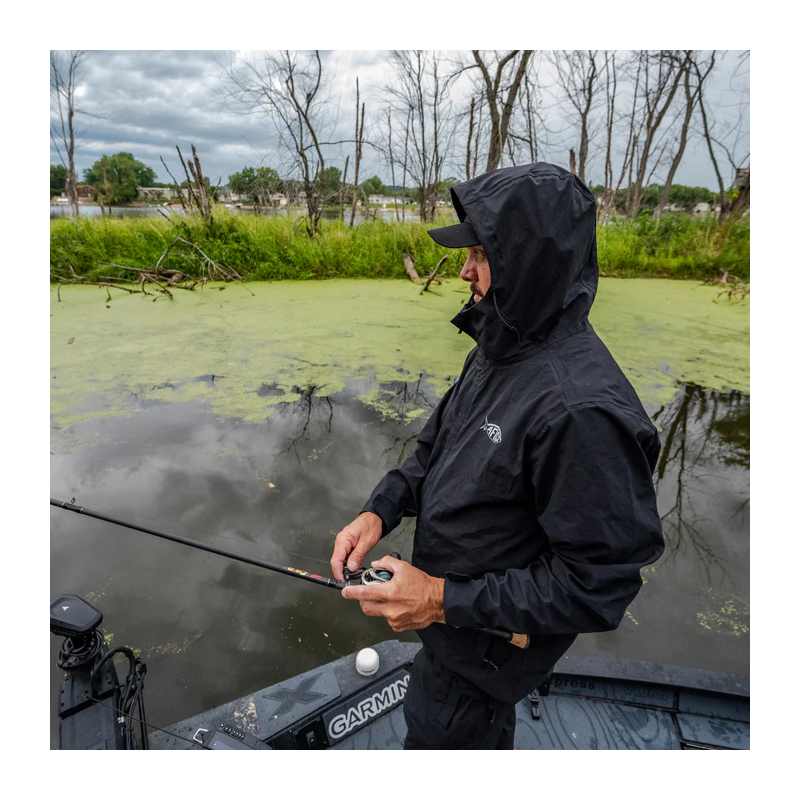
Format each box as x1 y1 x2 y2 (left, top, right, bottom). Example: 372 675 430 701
341 556 445 632
330 512 383 581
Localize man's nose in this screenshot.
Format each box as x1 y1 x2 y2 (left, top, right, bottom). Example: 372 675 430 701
460 260 475 282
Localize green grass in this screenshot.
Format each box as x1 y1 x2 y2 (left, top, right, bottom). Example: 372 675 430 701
596 213 750 280
50 208 750 283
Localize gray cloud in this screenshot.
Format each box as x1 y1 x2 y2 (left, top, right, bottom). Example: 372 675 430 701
51 50 748 191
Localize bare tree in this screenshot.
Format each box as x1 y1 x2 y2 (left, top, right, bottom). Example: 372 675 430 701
465 96 476 179
551 50 599 183
468 50 533 172
385 109 399 221
627 50 691 218
598 51 618 222
519 67 543 163
222 50 337 237
654 51 706 219
350 78 366 227
693 51 750 224
50 50 92 218
401 108 410 221
386 50 456 222
339 155 349 222
161 145 214 226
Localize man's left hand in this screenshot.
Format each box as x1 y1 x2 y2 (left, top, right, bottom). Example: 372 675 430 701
341 556 446 632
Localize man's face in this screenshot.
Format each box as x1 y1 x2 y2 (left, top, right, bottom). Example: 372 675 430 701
459 245 492 303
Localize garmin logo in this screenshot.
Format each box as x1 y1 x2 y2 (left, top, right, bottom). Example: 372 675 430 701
326 673 410 740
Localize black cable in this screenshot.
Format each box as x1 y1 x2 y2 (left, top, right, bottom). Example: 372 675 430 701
58 630 103 671
89 696 211 750
93 646 149 749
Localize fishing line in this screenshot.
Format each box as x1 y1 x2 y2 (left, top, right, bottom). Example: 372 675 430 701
88 696 211 750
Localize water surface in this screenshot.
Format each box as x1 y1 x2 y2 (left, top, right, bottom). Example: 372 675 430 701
50 278 749 747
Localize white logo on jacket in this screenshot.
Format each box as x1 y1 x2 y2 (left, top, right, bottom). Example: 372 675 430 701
480 416 502 444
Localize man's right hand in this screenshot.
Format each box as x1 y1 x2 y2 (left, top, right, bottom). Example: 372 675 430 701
331 512 383 581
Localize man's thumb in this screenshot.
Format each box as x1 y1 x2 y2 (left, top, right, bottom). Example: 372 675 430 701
347 542 369 572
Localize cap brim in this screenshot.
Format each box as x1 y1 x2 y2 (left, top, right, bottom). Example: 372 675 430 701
426 222 480 248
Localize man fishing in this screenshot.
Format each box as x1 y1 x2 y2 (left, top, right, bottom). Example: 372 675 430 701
332 162 664 750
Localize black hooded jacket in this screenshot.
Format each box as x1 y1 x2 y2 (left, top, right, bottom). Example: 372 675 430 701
362 163 664 704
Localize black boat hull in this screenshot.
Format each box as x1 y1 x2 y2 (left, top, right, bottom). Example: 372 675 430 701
149 641 749 750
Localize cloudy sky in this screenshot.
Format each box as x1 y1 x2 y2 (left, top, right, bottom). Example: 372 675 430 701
50 50 749 191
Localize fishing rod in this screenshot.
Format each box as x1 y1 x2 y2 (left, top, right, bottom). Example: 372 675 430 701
51 497 344 590
50 497 530 649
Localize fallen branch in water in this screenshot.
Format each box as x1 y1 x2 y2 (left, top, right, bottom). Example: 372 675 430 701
53 237 255 301
704 268 749 302
403 251 421 283
421 255 448 294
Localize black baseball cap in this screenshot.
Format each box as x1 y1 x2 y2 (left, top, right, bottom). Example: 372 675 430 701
426 217 480 248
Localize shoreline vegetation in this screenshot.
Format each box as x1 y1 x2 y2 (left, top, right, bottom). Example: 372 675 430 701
50 209 750 285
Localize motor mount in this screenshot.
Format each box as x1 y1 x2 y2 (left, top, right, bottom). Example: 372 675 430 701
51 593 128 749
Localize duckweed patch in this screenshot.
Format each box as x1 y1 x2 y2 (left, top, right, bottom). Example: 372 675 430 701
51 278 749 429
696 589 750 637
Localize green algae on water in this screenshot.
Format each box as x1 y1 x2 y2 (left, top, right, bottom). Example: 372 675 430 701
696 588 750 638
51 278 749 429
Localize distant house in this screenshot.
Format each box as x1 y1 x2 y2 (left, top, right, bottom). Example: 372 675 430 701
272 193 288 206
662 201 720 216
137 186 176 200
368 194 409 206
75 184 94 200
691 202 719 216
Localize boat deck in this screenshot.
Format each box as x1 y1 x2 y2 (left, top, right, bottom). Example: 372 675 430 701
150 641 749 750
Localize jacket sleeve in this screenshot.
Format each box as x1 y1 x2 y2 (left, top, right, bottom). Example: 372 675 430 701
443 405 664 635
361 379 459 538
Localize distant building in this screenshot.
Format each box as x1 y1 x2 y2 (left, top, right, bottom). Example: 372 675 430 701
662 201 721 216
75 184 94 200
137 186 177 200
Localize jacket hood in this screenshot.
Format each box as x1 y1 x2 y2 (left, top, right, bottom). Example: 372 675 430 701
449 163 599 360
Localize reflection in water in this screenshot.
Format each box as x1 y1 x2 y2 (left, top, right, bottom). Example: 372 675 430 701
50 376 748 746
651 384 749 586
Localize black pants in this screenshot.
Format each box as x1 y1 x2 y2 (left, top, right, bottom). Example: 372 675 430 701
403 648 516 749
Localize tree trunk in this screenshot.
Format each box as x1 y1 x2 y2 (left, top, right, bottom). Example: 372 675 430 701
466 97 476 180
473 50 532 172
340 155 349 223
350 78 364 228
629 51 689 218
655 60 697 219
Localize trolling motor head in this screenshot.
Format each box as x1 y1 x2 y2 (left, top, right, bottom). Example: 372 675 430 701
51 594 104 670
